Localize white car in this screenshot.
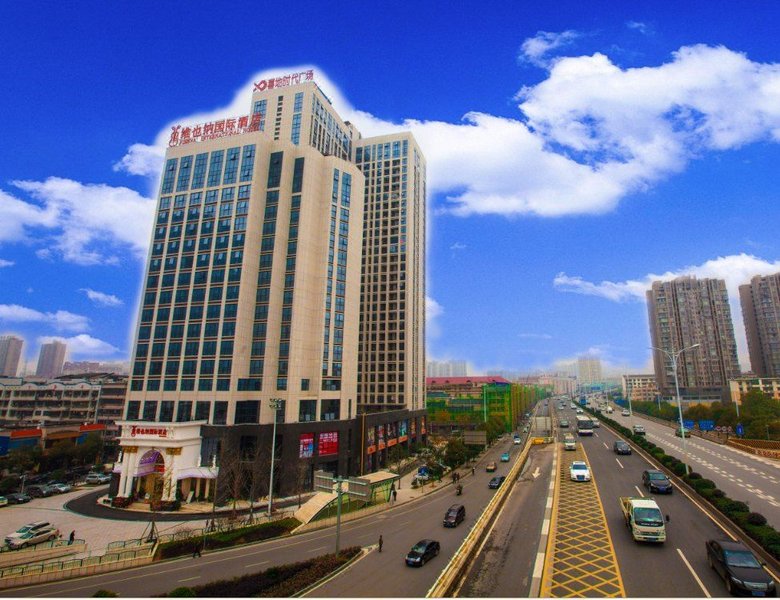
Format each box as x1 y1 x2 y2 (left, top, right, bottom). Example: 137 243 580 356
569 461 591 482
621 409 630 417
576 408 583 414
592 418 600 428
84 473 111 485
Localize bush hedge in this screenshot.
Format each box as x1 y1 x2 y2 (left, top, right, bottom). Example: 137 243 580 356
156 518 300 560
162 546 361 597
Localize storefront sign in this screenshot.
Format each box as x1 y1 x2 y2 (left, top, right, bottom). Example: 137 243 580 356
299 433 314 458
168 113 262 147
366 428 376 455
399 419 408 443
377 425 386 450
253 70 314 92
387 422 397 447
129 425 170 438
318 431 339 456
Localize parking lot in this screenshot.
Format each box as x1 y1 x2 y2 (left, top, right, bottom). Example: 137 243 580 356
1 486 204 558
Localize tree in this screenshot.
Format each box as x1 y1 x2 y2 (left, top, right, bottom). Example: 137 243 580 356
387 444 408 477
217 441 246 520
443 438 469 469
247 440 271 521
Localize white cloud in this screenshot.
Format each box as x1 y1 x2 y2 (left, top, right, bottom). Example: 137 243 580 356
8 177 154 265
449 242 467 251
112 142 166 178
0 259 13 268
519 30 582 67
626 21 652 35
426 296 444 339
0 304 89 332
79 288 123 307
38 334 120 357
554 253 780 369
518 333 553 339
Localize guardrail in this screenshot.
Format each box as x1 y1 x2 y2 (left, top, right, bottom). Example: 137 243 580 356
427 433 540 597
0 540 85 569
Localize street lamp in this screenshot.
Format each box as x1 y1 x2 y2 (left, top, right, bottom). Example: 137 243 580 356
650 343 700 476
267 398 283 517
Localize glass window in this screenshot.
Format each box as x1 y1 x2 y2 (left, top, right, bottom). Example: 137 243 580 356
299 399 316 422
213 402 228 425
235 400 259 424
176 401 192 422
142 401 158 421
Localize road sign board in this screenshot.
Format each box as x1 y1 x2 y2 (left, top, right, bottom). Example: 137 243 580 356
683 420 695 430
736 423 744 436
699 420 715 431
715 426 722 432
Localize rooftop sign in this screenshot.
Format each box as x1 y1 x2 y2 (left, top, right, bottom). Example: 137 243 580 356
253 69 314 92
168 113 262 147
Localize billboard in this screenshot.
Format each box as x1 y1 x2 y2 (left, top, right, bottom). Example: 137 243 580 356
299 433 314 458
399 420 408 443
377 425 386 450
318 432 339 456
366 427 376 455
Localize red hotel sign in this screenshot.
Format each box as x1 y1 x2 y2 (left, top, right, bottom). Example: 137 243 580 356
130 426 169 438
253 70 314 92
168 113 262 147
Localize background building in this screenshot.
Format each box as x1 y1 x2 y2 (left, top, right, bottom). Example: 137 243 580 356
0 335 23 377
740 273 780 378
647 276 740 403
426 360 468 377
622 374 659 403
537 374 577 396
36 340 67 379
577 355 602 385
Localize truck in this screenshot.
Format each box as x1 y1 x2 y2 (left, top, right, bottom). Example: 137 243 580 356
619 497 666 542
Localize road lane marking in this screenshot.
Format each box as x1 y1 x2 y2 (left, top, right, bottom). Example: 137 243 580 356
677 548 711 597
616 458 624 469
245 560 269 568
307 545 327 553
603 442 609 449
634 486 644 497
178 576 200 582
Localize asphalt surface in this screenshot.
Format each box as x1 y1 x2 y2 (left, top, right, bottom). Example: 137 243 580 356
562 403 755 598
623 411 780 529
1 436 526 598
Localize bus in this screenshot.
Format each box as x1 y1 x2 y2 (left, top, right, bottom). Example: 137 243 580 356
576 415 594 436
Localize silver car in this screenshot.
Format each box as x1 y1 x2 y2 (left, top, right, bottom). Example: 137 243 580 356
5 521 59 549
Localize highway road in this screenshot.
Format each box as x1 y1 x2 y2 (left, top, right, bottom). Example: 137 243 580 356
0 435 527 598
620 410 780 529
458 403 555 597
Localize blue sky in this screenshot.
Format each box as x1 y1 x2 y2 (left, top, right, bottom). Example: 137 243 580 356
2 1 780 375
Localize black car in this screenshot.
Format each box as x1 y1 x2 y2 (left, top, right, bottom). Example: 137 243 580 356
5 493 31 504
26 484 56 498
405 539 440 567
488 476 506 489
642 469 673 494
706 539 776 596
613 441 632 455
443 504 466 528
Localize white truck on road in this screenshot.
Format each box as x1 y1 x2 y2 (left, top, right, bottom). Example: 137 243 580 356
619 497 667 542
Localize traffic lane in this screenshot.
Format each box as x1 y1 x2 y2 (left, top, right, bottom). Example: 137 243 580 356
458 445 554 597
581 429 725 597
8 439 524 598
313 441 524 597
628 415 780 529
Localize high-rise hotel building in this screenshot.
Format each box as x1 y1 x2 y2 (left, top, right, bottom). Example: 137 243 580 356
647 276 740 403
115 73 427 503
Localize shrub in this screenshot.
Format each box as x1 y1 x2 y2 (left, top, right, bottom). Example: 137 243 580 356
111 496 133 508
687 472 703 480
651 448 665 460
711 488 725 498
694 478 716 490
747 512 768 527
156 518 300 560
92 591 118 597
672 463 687 476
168 588 196 597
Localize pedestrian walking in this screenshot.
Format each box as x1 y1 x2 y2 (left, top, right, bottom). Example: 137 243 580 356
378 534 383 553
192 538 202 558
392 489 397 503
68 530 75 545
471 466 475 476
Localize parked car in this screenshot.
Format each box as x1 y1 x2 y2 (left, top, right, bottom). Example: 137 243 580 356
500 452 510 462
443 504 466 528
485 462 497 473
49 482 72 494
0 496 7 508
5 521 59 549
488 476 506 489
613 440 632 455
675 427 691 438
706 539 775 596
642 469 673 494
405 539 440 567
5 492 31 504
26 484 56 498
569 461 591 482
84 473 111 485
559 419 570 428
633 425 646 435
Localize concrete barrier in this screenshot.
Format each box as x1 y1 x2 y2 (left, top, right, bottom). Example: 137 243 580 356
427 436 535 597
0 541 85 569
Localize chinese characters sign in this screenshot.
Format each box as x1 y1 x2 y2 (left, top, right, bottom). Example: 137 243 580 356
318 431 339 456
129 425 170 438
168 114 262 147
253 70 314 92
299 433 314 458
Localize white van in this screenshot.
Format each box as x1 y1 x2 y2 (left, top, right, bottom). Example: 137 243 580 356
563 434 576 450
